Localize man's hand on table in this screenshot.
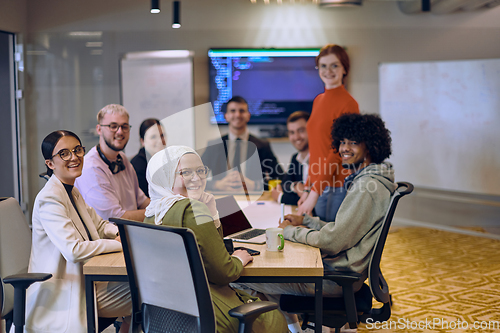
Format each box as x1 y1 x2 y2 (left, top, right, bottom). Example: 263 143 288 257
240 174 256 191
278 218 292 229
283 214 304 226
214 170 256 191
214 171 242 191
279 214 307 229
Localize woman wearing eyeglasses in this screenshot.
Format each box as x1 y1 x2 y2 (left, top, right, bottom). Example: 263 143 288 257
297 44 360 222
144 146 287 333
25 130 131 333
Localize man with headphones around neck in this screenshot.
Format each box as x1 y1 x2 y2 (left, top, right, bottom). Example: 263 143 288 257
75 104 150 222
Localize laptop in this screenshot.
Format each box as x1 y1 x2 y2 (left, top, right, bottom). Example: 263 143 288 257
216 196 266 244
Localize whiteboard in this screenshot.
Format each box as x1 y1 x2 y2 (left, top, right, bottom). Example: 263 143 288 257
120 51 195 157
380 59 500 196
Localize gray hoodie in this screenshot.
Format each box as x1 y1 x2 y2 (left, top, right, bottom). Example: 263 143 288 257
283 162 397 275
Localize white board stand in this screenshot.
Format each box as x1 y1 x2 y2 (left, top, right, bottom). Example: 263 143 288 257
120 50 195 157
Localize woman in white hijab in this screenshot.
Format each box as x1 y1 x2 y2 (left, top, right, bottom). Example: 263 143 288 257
144 146 287 333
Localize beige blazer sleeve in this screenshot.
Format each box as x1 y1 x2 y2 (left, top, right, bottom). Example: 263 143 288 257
36 176 122 263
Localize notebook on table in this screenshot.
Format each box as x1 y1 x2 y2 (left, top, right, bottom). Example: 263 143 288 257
215 195 266 244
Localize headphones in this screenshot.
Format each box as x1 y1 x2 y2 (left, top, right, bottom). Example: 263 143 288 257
96 144 126 175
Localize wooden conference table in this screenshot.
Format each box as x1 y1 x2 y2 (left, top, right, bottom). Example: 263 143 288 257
83 194 325 333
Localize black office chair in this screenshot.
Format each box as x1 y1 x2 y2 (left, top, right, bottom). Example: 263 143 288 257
280 182 414 333
0 197 52 333
38 172 50 181
112 218 279 333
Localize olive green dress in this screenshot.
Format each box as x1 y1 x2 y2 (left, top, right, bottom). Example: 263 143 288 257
144 198 287 333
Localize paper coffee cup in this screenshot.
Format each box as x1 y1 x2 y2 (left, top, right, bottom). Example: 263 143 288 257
266 227 284 252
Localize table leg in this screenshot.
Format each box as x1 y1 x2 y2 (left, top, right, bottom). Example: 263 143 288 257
314 277 323 333
85 275 96 333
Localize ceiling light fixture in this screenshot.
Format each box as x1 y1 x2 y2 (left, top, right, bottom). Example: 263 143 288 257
151 0 160 13
68 31 103 37
172 1 181 28
85 42 103 47
422 0 431 11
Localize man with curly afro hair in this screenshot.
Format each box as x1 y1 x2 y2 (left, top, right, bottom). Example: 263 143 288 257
235 113 398 333
331 113 392 168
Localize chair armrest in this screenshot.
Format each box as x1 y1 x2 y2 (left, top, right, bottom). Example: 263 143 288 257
4 273 52 289
323 270 362 286
228 301 278 320
3 273 52 331
229 301 278 333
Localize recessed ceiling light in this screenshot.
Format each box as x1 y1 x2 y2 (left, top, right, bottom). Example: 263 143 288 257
86 42 103 47
68 31 103 37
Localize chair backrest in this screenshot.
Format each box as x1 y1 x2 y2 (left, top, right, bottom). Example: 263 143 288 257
111 218 216 333
368 182 414 304
0 197 32 317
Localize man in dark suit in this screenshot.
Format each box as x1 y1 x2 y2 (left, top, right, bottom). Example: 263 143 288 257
201 96 283 192
271 111 310 205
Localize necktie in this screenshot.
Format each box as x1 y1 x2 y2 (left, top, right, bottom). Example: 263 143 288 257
232 138 241 173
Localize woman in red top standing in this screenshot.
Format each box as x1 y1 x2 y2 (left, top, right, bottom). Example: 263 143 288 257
297 44 360 221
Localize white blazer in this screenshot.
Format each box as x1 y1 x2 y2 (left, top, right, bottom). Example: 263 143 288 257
24 175 122 333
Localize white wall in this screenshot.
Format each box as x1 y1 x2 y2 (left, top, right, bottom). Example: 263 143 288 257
21 0 500 210
380 59 500 196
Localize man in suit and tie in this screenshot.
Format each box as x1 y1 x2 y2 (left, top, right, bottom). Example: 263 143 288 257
201 96 283 192
271 111 310 205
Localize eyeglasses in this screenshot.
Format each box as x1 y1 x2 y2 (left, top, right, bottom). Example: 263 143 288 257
315 63 342 72
100 123 132 132
51 145 86 161
175 166 210 180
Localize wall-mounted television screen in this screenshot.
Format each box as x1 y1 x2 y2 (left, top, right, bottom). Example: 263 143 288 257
208 48 324 125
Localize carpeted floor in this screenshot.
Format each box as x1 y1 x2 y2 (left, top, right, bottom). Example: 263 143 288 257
101 226 500 333
357 227 500 332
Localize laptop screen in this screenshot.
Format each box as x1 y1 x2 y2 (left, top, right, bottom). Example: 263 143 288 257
215 196 253 237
